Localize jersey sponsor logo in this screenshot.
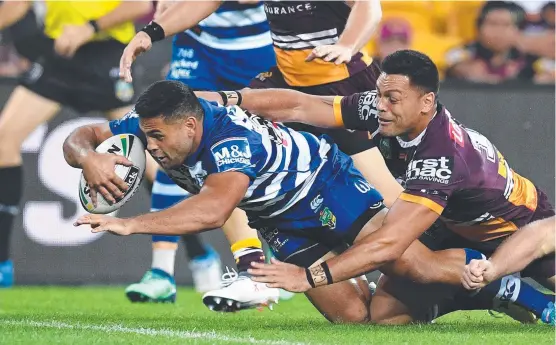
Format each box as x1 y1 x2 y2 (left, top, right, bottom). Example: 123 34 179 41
358 91 379 121
406 157 454 185
264 2 314 15
310 194 324 212
211 137 253 172
354 179 373 193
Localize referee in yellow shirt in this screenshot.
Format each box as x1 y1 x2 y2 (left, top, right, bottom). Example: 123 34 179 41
0 1 152 287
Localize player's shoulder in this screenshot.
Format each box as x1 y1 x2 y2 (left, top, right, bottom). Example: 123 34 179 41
411 106 471 180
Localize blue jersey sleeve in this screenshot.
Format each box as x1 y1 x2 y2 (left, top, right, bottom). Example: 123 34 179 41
205 109 267 182
108 110 147 146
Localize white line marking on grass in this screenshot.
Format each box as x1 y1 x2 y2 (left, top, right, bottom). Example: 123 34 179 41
3 319 310 345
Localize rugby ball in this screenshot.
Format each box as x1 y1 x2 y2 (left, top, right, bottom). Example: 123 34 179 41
79 134 146 214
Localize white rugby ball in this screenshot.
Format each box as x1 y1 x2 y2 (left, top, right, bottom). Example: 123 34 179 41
79 134 146 214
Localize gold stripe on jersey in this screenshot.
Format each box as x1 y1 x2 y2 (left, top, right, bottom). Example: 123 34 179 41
508 171 538 211
445 218 518 242
333 96 344 127
399 193 444 215
43 1 135 44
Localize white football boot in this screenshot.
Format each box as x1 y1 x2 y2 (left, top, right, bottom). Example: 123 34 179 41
202 268 280 312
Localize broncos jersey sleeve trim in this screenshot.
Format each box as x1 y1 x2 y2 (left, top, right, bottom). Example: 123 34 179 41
398 193 444 215
333 96 344 127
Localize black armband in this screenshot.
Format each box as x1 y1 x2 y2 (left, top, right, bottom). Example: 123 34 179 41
306 262 333 288
218 91 243 107
140 21 166 42
88 20 100 33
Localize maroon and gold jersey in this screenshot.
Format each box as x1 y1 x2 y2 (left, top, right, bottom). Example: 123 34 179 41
334 91 554 242
263 1 372 87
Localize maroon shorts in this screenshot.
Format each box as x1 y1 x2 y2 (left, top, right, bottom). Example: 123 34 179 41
248 61 382 155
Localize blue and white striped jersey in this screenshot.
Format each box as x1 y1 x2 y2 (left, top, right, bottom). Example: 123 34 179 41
109 99 339 219
175 1 272 51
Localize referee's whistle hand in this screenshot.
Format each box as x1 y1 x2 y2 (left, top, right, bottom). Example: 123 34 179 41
119 32 152 83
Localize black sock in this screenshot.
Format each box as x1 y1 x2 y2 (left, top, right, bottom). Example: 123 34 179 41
0 166 23 262
181 234 208 260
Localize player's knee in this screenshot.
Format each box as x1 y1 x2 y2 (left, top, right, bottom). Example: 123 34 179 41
326 304 370 324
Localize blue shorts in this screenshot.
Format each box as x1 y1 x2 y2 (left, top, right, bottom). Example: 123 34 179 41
167 33 276 90
251 152 385 267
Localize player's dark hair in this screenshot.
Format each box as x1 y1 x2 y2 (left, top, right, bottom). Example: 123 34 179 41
135 80 204 121
381 50 439 95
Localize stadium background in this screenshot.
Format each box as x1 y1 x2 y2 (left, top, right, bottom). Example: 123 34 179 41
0 0 554 286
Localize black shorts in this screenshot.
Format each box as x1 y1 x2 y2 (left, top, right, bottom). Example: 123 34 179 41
248 62 381 156
19 36 136 113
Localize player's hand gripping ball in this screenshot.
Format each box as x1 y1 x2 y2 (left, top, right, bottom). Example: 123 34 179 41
79 134 145 214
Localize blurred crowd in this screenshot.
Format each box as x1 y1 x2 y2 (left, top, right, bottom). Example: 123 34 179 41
1 0 555 84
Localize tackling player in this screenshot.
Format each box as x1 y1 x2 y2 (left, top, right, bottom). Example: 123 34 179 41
124 0 277 304
0 0 152 288
199 50 556 324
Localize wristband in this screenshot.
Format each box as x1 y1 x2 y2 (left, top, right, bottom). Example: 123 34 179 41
218 91 242 107
306 262 333 288
140 21 166 42
88 20 100 33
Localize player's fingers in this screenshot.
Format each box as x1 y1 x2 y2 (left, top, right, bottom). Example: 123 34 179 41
305 50 317 62
250 274 276 284
111 176 130 194
114 155 134 167
89 187 98 207
74 215 92 226
323 50 340 62
334 53 351 65
98 185 116 204
91 225 108 233
104 181 125 201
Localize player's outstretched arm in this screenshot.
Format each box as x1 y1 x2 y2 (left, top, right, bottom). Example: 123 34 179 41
196 89 343 129
120 0 222 82
249 201 440 292
76 172 250 236
0 1 32 30
462 217 555 290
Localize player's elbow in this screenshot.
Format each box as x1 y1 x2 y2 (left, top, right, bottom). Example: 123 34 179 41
376 238 405 265
202 207 232 230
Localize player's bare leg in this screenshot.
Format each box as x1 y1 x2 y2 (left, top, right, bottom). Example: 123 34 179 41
304 252 372 323
0 86 61 287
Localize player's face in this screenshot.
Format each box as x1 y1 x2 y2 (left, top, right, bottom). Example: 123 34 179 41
375 73 434 139
140 116 200 169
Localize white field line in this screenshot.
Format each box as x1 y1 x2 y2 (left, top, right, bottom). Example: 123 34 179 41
2 319 311 345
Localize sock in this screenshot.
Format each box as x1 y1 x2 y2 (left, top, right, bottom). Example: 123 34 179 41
0 166 23 262
231 238 265 273
464 248 553 318
151 247 177 276
181 234 208 260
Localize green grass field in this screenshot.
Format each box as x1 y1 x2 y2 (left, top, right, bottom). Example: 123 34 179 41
1 287 554 345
